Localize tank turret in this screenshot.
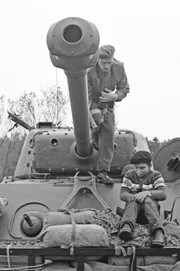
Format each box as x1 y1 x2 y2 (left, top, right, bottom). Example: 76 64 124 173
12 17 149 179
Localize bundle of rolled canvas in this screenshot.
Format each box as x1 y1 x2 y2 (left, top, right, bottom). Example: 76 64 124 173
43 210 95 230
40 224 109 248
40 209 109 248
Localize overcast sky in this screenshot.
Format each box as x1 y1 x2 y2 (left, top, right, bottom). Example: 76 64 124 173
0 0 180 141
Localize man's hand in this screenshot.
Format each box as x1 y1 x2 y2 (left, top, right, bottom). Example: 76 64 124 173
99 88 118 102
133 191 151 203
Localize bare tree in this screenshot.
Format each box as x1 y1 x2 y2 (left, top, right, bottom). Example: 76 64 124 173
41 86 68 125
8 86 68 127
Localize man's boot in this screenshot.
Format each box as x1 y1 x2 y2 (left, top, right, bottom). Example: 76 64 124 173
119 223 133 241
96 171 114 185
151 229 165 248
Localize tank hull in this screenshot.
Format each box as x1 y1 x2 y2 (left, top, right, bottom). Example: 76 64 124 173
0 180 180 241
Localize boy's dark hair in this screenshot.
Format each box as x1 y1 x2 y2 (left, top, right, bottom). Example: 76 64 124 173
130 151 152 165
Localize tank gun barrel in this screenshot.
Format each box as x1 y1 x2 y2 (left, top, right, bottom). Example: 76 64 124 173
46 17 100 157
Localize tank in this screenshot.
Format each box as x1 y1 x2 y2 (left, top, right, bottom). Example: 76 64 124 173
1 17 180 271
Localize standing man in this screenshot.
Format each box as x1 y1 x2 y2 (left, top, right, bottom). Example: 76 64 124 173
88 45 130 184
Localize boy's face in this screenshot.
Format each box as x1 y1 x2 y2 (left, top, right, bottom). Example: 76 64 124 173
98 56 113 73
134 163 150 178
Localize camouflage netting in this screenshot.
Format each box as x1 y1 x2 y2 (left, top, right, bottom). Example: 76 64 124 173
70 208 180 247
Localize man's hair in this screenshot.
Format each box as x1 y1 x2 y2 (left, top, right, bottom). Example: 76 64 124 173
99 45 115 59
130 151 152 165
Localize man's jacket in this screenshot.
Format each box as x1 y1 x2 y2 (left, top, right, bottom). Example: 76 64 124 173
88 58 130 109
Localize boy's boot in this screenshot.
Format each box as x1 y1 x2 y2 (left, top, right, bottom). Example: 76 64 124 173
151 229 165 248
119 223 133 241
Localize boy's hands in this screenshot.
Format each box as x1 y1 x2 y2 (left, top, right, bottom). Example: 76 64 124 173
133 191 151 203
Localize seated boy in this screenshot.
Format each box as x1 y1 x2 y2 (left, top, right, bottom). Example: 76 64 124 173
119 150 166 247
